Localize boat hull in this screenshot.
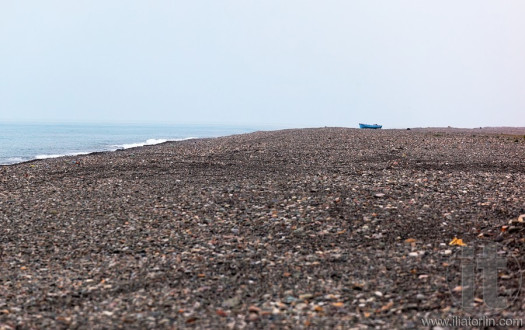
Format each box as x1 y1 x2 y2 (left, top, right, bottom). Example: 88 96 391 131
359 123 382 129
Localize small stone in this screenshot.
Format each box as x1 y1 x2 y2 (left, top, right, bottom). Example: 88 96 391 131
223 297 241 308
453 286 462 292
248 305 261 314
295 303 308 310
216 309 228 317
284 296 297 304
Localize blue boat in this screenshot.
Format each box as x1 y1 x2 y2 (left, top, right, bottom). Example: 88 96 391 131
359 123 382 129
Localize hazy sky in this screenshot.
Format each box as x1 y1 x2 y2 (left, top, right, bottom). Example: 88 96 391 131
1 1 524 128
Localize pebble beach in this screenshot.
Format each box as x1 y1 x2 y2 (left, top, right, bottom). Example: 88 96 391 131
1 127 524 328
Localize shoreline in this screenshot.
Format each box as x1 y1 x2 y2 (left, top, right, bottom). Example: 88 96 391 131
3 126 524 167
0 137 199 167
0 123 263 167
0 127 524 327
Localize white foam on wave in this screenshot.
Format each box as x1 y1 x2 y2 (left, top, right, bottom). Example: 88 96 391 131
35 151 91 160
118 138 168 149
113 137 196 150
0 157 27 165
35 154 63 160
7 157 25 162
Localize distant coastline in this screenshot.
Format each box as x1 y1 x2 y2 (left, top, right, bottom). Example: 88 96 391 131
407 126 525 134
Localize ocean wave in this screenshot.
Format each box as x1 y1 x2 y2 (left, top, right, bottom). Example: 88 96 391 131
0 157 27 165
113 137 196 150
2 137 197 165
6 157 25 162
35 151 91 160
117 138 168 149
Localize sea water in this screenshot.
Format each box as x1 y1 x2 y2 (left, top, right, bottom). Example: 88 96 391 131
0 123 261 165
